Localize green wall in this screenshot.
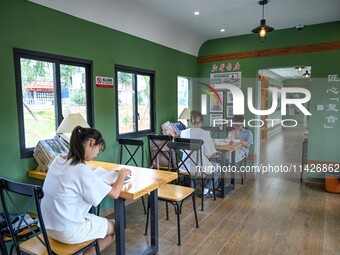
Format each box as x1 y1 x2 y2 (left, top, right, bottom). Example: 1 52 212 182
197 21 340 180
0 0 197 194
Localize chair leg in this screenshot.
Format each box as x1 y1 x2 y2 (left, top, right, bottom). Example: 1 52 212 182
174 203 181 246
166 201 169 220
212 174 216 200
241 158 246 184
201 178 204 211
144 198 150 235
141 196 146 214
192 194 199 228
94 240 101 255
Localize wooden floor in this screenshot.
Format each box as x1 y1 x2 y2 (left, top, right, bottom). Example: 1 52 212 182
102 128 340 255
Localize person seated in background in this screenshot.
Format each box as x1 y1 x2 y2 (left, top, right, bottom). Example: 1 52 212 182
228 115 253 164
180 110 221 198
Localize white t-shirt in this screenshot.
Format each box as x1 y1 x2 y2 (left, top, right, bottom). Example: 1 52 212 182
180 127 217 173
41 156 112 232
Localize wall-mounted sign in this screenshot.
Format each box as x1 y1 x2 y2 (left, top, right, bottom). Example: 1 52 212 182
96 76 114 88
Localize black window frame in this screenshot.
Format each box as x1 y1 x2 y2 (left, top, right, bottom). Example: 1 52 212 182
115 65 155 139
14 48 94 158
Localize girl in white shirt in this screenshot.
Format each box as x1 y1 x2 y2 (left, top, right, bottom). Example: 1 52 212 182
41 126 131 255
180 110 221 197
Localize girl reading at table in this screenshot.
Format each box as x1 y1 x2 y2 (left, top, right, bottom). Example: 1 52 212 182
41 126 131 255
228 115 253 163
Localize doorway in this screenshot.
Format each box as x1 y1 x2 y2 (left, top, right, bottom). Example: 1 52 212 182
256 66 311 169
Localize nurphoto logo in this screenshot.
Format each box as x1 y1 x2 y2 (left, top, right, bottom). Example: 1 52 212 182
204 83 312 128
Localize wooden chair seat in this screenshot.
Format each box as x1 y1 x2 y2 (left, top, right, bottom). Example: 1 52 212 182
151 165 170 170
158 184 194 202
20 234 96 255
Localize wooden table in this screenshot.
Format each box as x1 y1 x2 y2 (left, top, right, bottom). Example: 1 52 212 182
28 160 177 255
214 143 242 198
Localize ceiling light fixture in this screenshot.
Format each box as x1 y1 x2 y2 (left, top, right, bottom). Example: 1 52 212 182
251 0 274 42
220 28 226 32
295 66 305 74
194 11 200 15
304 70 311 78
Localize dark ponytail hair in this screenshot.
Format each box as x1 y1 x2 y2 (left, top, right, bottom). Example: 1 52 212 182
67 126 106 165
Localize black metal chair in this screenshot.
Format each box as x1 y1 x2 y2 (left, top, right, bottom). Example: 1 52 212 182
147 134 174 170
144 140 199 245
0 210 41 255
0 178 100 255
174 137 217 211
118 138 146 214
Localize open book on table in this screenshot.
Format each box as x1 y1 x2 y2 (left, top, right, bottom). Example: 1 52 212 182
94 166 131 185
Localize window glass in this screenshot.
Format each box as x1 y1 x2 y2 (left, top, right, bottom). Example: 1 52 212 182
20 59 55 148
137 74 151 132
177 77 190 117
60 64 87 121
117 71 134 134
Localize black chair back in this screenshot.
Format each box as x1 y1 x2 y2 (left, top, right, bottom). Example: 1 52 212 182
147 134 173 169
167 141 202 182
0 178 100 255
172 138 216 210
118 138 147 214
118 138 144 167
0 178 52 255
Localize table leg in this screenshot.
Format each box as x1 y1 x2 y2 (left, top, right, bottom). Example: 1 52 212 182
150 189 159 254
219 150 235 198
230 150 235 187
114 198 126 255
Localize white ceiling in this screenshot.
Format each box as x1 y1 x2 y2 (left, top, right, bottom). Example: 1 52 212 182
28 0 340 56
260 66 312 82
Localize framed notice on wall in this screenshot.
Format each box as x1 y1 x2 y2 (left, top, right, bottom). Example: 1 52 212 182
210 114 223 130
210 72 241 90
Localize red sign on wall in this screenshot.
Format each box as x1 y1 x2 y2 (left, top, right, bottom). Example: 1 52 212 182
96 76 114 88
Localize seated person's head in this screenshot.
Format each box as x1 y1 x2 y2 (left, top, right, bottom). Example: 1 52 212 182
190 110 203 128
232 115 245 130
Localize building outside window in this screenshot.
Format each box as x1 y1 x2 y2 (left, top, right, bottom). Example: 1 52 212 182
14 49 93 158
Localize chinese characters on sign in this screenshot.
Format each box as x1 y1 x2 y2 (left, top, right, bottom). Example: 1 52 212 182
95 76 114 88
324 84 339 129
211 62 241 73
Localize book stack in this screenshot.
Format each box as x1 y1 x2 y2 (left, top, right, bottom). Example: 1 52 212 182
33 138 69 171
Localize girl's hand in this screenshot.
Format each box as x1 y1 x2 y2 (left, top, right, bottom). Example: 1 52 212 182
240 139 249 147
119 168 132 176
